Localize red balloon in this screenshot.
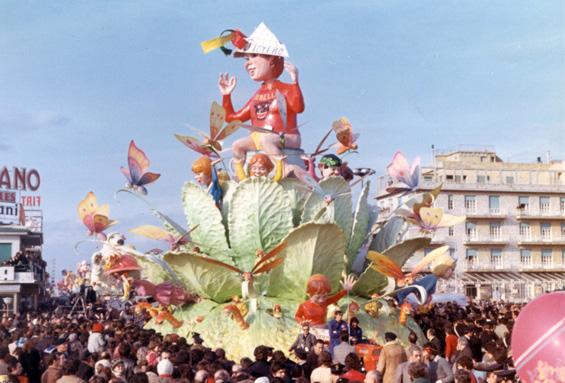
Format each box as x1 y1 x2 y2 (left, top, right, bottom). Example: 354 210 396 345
511 291 565 382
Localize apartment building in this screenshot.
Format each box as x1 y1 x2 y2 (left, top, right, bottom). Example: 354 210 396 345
375 148 565 302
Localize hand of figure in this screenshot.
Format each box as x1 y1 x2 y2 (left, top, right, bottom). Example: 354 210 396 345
341 274 357 292
284 61 299 83
218 73 237 95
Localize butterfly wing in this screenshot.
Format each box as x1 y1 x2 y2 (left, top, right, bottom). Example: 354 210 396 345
174 134 215 156
367 251 405 281
77 191 98 221
137 172 161 187
418 207 444 230
408 156 421 189
438 213 466 228
209 101 226 140
126 140 151 184
214 120 242 142
92 214 116 234
387 151 411 181
410 245 449 275
130 225 173 242
332 117 352 146
120 167 133 184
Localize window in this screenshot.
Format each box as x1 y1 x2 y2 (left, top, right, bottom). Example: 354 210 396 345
540 196 550 214
448 227 454 236
505 176 514 184
423 175 433 182
520 223 531 239
562 249 565 265
465 195 476 213
541 249 553 267
466 222 477 240
489 195 500 214
448 194 454 210
449 248 455 258
518 196 529 213
477 175 486 183
541 223 552 240
561 223 565 239
0 243 11 263
490 223 501 240
520 249 532 266
561 197 565 214
491 249 502 268
466 249 478 268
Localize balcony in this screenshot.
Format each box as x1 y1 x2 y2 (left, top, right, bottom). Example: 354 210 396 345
517 236 565 246
465 208 508 220
516 208 565 220
0 266 40 284
463 261 565 272
464 234 508 245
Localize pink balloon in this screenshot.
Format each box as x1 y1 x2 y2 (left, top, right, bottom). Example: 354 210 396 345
511 291 565 382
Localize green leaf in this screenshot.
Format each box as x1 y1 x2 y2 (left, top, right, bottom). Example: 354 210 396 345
228 178 293 271
220 180 237 239
278 178 310 227
346 181 371 271
267 223 346 300
383 237 432 267
135 253 178 284
163 252 241 303
370 216 405 252
301 177 353 239
352 266 391 298
181 182 232 264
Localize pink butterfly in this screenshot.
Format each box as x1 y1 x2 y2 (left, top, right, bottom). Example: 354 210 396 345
77 192 117 240
386 151 420 193
120 140 161 195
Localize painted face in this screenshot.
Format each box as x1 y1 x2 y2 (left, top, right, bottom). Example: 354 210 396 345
244 54 277 82
194 172 211 186
250 163 269 177
310 293 327 305
320 165 341 179
254 101 271 120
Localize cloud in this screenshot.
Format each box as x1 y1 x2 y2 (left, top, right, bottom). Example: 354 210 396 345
0 143 12 151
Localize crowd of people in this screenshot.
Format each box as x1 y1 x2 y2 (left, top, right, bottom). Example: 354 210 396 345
0 296 521 383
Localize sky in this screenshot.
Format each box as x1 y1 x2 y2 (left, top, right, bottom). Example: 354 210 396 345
1 1 564 275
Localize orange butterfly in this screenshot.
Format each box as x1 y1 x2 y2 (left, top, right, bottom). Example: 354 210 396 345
332 117 359 155
175 102 241 157
77 192 116 240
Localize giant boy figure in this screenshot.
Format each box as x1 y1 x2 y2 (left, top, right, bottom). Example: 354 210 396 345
218 23 305 177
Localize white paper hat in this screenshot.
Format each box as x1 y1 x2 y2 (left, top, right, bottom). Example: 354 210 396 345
235 22 289 57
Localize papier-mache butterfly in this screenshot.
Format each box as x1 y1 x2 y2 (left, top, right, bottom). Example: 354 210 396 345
120 140 161 195
386 151 421 193
77 191 117 240
332 117 359 155
129 224 199 252
175 102 241 157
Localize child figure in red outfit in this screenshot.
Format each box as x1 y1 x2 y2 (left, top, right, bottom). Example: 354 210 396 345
218 23 305 176
295 274 356 327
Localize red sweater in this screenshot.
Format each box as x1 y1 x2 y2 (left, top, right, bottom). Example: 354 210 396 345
294 290 347 326
223 80 304 134
445 334 458 360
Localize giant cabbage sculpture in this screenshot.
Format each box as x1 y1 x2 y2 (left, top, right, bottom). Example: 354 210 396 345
136 175 437 359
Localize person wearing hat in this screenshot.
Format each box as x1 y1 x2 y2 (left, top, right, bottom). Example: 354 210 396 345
218 23 305 175
111 359 126 383
157 359 175 383
87 323 105 354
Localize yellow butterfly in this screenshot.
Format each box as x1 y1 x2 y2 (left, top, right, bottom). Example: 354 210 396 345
175 102 241 157
77 192 116 239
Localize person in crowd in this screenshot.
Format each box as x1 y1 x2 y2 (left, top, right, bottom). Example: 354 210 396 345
328 310 348 355
289 323 317 357
340 353 365 382
422 343 453 383
333 331 355 366
405 331 419 360
310 351 332 383
56 359 85 383
377 332 408 383
86 324 105 354
444 327 458 363
41 354 63 383
407 362 430 383
349 317 363 345
394 347 422 383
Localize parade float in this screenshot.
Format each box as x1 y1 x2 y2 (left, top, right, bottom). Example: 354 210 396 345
73 23 465 359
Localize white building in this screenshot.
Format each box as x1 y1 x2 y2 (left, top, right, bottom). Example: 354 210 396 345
375 148 565 302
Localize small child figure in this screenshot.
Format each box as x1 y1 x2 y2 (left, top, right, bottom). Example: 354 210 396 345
234 153 284 182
